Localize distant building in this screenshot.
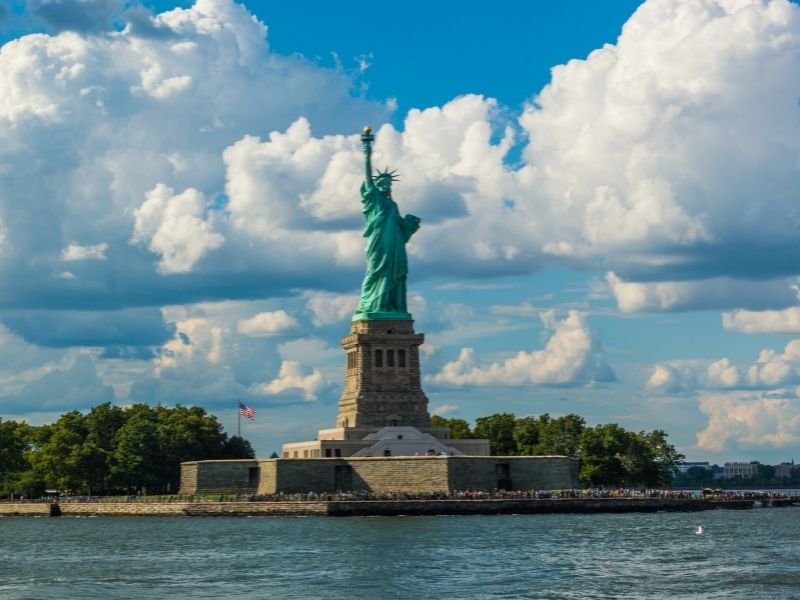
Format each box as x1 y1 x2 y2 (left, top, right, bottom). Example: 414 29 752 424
675 461 712 474
723 461 760 479
774 461 796 479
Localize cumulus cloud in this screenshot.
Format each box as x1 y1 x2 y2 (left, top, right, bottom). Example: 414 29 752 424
746 339 800 387
697 389 800 451
131 184 224 274
61 242 108 261
646 363 697 393
220 97 522 279
521 0 800 286
649 340 800 393
427 310 614 387
256 361 324 401
304 291 359 327
607 273 797 313
237 310 298 337
0 0 389 313
706 358 740 388
722 307 800 334
2 0 797 320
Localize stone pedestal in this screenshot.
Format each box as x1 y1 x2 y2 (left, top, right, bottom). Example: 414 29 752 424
336 319 431 428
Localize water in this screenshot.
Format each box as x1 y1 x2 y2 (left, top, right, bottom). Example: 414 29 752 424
1 508 799 599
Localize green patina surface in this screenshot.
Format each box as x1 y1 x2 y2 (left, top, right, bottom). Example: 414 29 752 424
354 126 419 322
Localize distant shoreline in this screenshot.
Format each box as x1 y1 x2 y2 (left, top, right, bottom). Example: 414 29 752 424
1 496 797 517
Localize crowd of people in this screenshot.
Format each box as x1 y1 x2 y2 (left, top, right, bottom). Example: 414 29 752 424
6 487 795 504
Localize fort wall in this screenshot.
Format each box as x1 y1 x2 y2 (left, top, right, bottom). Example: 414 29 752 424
181 455 579 495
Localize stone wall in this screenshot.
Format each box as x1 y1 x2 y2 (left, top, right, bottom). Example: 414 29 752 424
60 501 327 516
257 459 339 495
179 461 199 494
183 455 579 495
0 501 328 517
1 497 772 517
180 459 258 495
448 456 580 491
0 502 50 516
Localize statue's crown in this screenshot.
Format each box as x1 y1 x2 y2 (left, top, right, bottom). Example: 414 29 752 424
373 167 399 182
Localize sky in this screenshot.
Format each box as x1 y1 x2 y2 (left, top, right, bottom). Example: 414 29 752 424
0 0 799 465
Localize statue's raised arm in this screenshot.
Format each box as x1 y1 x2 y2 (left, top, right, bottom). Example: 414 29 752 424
361 125 375 191
353 125 420 322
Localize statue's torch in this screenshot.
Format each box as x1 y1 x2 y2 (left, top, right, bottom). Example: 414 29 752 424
361 125 374 147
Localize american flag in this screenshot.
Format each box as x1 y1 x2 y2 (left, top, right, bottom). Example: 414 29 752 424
238 401 255 420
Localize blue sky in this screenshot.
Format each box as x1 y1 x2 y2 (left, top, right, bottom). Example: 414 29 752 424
0 0 799 465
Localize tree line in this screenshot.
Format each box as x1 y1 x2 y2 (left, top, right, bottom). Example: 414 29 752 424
0 403 253 497
431 412 684 488
672 464 800 488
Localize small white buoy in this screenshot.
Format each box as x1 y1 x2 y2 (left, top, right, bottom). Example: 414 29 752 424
695 525 704 535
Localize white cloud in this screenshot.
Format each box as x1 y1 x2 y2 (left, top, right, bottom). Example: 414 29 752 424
697 389 800 452
237 310 298 337
131 184 224 274
61 242 108 261
607 273 797 313
3 0 795 317
490 302 538 317
0 0 390 310
649 339 800 393
519 0 800 284
722 307 800 334
747 339 800 387
154 316 223 375
304 291 358 327
706 358 740 388
646 363 696 393
431 403 459 417
275 337 340 365
256 361 324 401
427 310 614 387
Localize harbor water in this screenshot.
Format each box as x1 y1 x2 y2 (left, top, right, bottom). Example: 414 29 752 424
1 507 799 599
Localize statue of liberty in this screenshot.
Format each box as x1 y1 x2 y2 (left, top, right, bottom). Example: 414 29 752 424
353 126 420 321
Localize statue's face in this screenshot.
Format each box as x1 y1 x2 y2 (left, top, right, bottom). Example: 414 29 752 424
376 176 392 194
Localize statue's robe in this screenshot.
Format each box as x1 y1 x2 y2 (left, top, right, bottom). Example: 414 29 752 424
356 181 419 316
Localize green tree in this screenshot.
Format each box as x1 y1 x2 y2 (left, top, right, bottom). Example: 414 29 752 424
83 403 127 494
636 429 683 487
27 411 93 493
154 405 229 492
535 414 585 456
111 405 161 493
512 416 540 455
430 416 474 439
474 413 517 455
17 403 253 496
578 424 629 486
0 419 31 495
221 436 256 459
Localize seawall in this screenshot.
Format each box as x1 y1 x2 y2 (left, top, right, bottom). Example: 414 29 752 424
0 497 795 517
